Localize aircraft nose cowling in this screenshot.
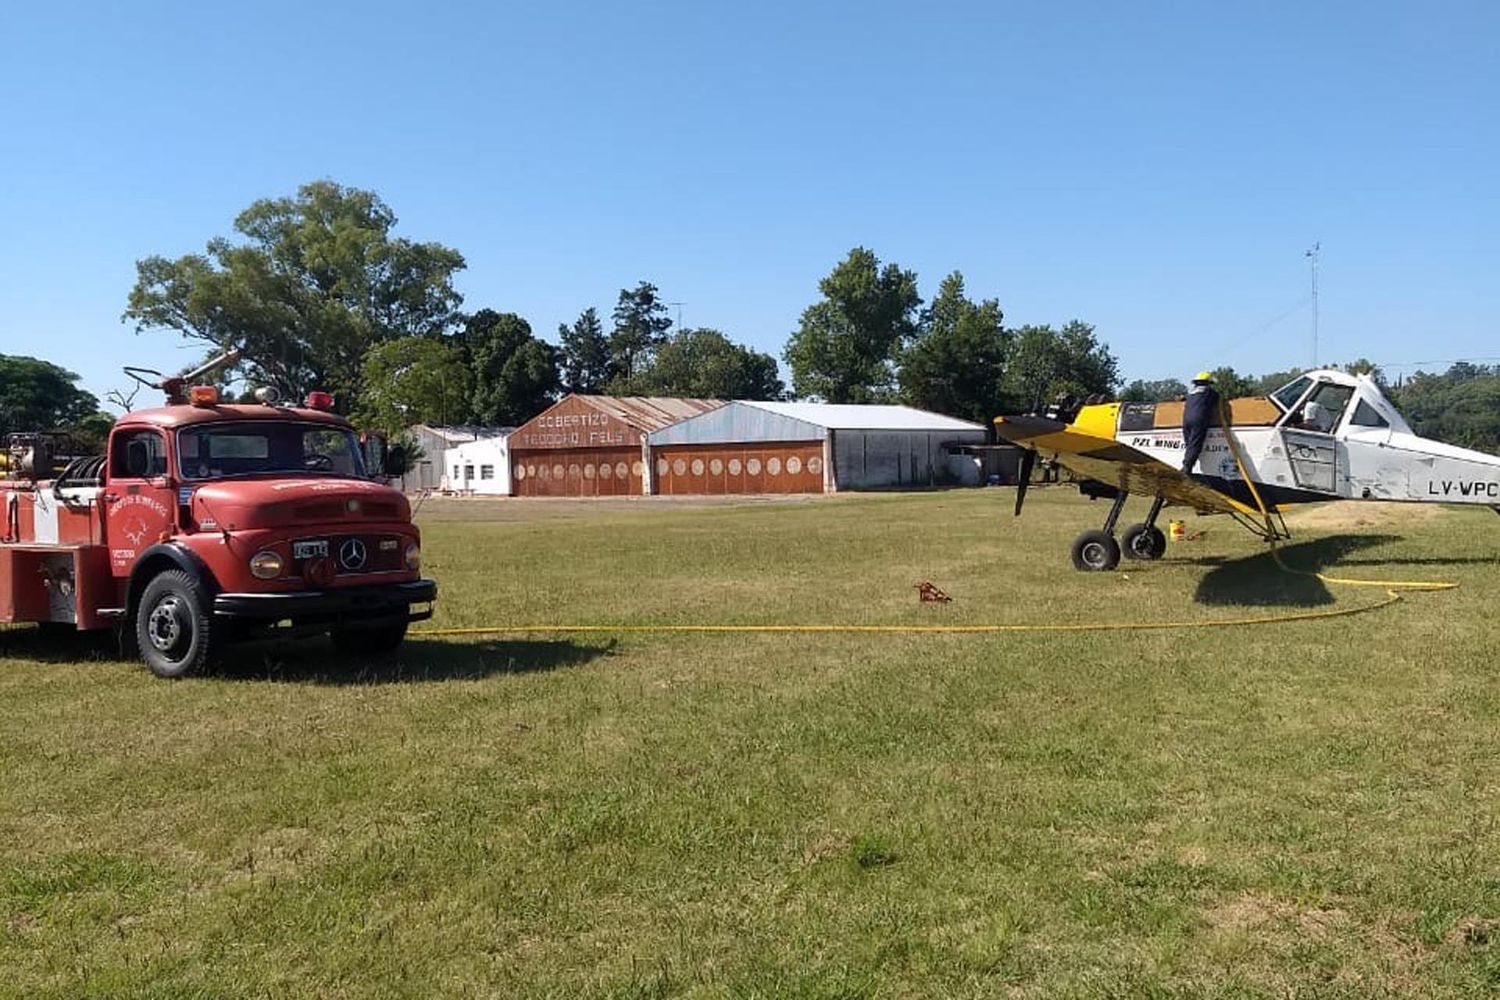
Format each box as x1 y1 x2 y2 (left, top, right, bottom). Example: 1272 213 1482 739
187 479 410 530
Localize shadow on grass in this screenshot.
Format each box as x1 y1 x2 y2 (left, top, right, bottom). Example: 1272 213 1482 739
1190 533 1400 607
0 626 615 684
212 636 618 685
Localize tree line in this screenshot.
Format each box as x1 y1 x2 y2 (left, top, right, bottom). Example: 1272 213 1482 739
117 181 1120 433
6 180 1495 456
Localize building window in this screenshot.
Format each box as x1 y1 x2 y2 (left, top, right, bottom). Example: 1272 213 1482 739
480 465 494 480
464 464 474 480
453 464 460 479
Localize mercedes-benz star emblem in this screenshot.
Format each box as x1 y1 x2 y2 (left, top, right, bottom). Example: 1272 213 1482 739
339 538 368 571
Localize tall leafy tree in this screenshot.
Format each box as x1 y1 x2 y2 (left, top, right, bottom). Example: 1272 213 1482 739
898 271 1008 424
559 307 611 393
124 181 466 409
1390 364 1500 452
618 328 784 400
467 312 562 425
1000 321 1120 412
0 355 110 439
784 247 921 402
1120 378 1188 402
609 282 673 382
353 337 472 433
1207 367 1258 398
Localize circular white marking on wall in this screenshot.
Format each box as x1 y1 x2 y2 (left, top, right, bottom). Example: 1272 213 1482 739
538 464 549 480
527 464 537 478
786 456 802 475
515 464 526 480
673 458 687 476
615 462 628 479
584 464 595 479
657 458 669 476
552 464 565 480
568 464 580 479
632 461 643 477
728 458 742 475
599 462 612 479
767 457 781 476
746 458 762 475
691 458 705 475
709 458 723 475
807 457 823 474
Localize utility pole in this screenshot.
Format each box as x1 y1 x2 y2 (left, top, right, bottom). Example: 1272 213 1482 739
1305 242 1320 368
667 302 685 332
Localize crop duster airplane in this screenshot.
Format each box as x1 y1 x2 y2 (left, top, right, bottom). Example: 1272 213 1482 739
994 369 1500 571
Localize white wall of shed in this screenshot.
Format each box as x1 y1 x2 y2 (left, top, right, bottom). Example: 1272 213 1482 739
444 438 512 494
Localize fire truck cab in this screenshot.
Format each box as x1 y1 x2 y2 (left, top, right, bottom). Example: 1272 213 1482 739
2 387 436 677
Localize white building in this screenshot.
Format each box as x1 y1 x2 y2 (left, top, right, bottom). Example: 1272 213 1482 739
646 401 988 494
444 432 513 495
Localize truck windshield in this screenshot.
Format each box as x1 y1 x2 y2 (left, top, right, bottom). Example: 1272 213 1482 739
177 422 367 481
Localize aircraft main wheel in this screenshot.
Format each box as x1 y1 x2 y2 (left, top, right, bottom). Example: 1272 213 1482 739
1071 530 1121 572
1121 523 1167 560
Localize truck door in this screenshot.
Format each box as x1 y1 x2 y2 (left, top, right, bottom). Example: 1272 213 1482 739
104 428 176 576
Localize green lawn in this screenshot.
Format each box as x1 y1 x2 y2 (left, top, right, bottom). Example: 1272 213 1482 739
3 489 1498 998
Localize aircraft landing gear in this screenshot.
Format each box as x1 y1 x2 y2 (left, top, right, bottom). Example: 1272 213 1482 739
1121 497 1168 561
1071 492 1130 571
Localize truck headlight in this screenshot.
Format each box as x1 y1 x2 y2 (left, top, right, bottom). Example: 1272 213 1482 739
404 542 421 571
249 550 285 579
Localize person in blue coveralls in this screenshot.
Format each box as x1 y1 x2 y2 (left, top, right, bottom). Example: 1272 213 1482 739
1181 371 1220 473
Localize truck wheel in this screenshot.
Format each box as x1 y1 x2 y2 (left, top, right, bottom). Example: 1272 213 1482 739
135 570 218 679
331 619 409 657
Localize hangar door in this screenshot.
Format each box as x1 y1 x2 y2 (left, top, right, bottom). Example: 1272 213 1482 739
512 448 644 497
654 443 824 495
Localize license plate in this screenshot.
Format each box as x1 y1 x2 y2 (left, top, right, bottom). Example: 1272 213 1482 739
293 539 329 559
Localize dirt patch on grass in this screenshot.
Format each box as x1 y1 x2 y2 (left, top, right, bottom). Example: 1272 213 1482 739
1205 892 1349 938
1283 501 1444 532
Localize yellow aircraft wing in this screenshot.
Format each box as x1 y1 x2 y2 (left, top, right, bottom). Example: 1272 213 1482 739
993 414 1261 518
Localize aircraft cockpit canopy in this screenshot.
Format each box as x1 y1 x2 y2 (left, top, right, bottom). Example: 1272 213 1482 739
1266 370 1411 436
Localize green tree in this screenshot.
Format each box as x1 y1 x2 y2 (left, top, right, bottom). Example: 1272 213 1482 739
1207 367 1257 398
559 307 611 393
618 328 784 400
353 337 472 433
784 247 921 402
898 271 1008 424
1252 368 1305 395
0 355 110 440
609 282 673 382
468 312 562 425
1000 321 1119 412
1120 378 1188 402
124 181 466 409
1391 364 1500 453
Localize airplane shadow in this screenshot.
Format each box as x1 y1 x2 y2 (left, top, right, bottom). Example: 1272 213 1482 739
0 627 615 685
1188 533 1401 608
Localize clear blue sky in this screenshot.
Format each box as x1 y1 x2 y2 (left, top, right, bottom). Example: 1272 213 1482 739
2 1 1496 407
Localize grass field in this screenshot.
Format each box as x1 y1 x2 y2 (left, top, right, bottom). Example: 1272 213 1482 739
2 488 1498 998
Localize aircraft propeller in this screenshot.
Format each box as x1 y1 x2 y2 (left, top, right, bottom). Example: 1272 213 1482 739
1014 448 1036 516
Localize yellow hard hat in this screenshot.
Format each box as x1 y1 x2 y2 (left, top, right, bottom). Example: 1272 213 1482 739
1193 371 1214 383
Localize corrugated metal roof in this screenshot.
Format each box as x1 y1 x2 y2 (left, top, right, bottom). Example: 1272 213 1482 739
739 401 986 432
574 395 725 432
411 424 513 443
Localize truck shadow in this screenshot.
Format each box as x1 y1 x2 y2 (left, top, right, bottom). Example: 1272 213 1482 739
1187 533 1401 607
212 636 618 685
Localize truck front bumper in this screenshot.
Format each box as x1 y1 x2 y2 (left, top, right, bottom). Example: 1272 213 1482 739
213 579 437 623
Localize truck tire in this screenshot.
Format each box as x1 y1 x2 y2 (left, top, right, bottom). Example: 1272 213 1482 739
331 619 409 657
135 569 218 679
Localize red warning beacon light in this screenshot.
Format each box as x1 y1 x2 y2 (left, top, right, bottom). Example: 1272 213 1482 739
304 391 334 411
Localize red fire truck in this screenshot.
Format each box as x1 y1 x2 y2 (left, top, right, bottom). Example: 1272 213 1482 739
1 355 437 677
